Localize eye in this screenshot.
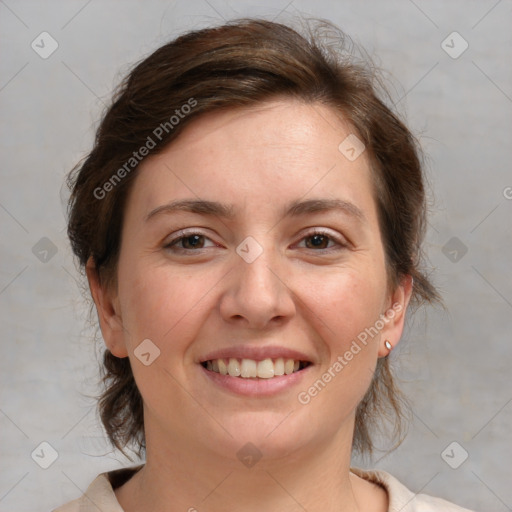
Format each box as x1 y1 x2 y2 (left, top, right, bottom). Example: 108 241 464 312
296 230 346 251
164 231 217 252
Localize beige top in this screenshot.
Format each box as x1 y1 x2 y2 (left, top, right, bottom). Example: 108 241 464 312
53 465 475 512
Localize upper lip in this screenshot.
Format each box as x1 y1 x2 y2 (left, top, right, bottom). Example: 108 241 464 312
198 345 314 364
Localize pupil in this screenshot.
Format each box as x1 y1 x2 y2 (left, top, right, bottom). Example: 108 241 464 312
185 235 202 248
309 234 327 248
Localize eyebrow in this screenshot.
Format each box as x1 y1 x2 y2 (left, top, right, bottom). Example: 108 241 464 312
145 198 366 223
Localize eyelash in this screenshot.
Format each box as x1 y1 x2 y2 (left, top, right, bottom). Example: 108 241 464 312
164 229 347 254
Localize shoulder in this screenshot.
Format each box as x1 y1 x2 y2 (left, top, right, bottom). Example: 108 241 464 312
52 465 143 512
350 467 476 512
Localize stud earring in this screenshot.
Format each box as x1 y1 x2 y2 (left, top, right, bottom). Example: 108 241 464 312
384 340 392 351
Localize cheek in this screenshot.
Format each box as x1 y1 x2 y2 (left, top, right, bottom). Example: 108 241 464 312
117 259 219 350
300 263 387 345
115 262 210 400
297 269 385 422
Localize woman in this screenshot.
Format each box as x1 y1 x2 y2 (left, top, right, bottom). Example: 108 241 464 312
55 17 474 512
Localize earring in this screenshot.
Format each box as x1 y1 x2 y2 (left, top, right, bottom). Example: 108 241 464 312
384 340 392 351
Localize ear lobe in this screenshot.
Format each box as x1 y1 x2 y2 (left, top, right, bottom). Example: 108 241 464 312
86 258 128 358
378 274 414 358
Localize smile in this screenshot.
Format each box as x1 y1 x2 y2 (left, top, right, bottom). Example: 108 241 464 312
201 357 311 379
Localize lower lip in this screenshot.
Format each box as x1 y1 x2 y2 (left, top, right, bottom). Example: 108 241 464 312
200 364 311 397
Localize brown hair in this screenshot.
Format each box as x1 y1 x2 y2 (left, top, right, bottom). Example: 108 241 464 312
67 17 438 458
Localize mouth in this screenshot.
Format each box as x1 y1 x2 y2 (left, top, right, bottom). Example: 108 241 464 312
200 357 312 379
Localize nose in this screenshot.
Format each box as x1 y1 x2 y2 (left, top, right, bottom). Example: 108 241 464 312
218 243 296 330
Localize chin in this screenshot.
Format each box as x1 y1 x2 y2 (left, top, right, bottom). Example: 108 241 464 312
201 409 321 463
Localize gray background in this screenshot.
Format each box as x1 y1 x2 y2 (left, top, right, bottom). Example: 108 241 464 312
1 1 511 511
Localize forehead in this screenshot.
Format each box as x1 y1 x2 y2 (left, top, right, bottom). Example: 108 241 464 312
170 99 357 162
129 98 375 221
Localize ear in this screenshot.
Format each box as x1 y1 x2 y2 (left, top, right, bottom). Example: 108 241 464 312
86 257 128 358
377 274 413 357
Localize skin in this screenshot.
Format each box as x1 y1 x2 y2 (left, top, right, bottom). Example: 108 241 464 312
87 98 412 512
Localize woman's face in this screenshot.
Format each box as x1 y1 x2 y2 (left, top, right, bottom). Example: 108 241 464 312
93 98 410 463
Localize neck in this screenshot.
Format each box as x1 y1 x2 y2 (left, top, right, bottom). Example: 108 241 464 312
115 421 385 512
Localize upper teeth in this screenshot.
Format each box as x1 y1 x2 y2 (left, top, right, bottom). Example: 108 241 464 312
205 358 303 378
